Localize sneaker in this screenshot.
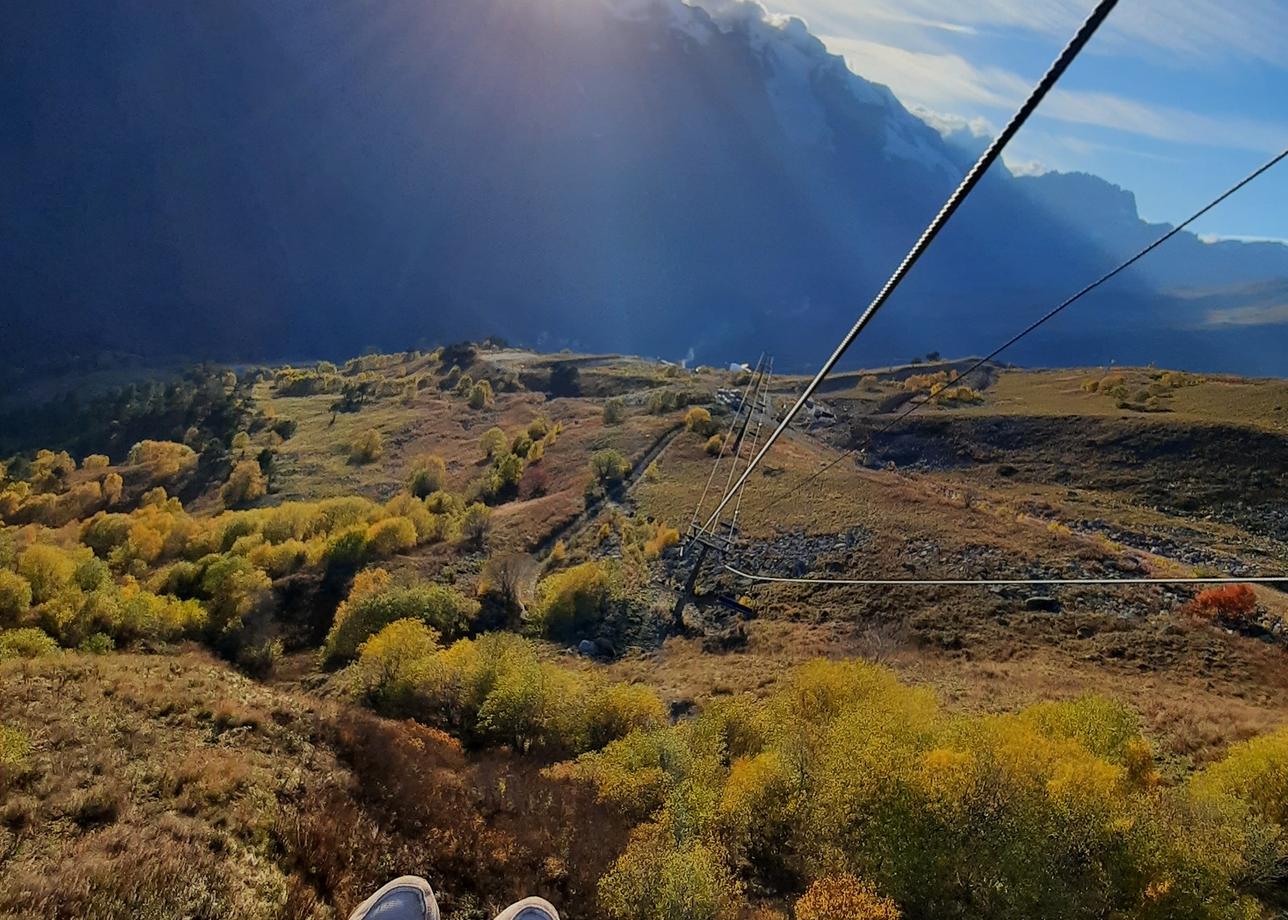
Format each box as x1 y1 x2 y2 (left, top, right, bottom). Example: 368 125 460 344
348 876 441 920
493 896 561 920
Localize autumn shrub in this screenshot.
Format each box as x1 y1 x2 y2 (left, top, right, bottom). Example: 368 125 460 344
1193 727 1288 829
221 459 267 508
458 503 492 548
603 398 627 425
127 440 197 481
0 570 33 625
598 822 739 920
467 379 494 410
1191 584 1258 624
248 538 310 578
704 435 725 456
528 560 620 639
349 626 661 756
199 553 273 639
480 427 509 459
643 523 680 559
795 875 901 920
17 544 77 603
575 659 1283 920
0 627 60 659
349 429 385 464
408 454 448 497
365 516 418 557
685 406 715 436
324 574 478 664
590 449 631 485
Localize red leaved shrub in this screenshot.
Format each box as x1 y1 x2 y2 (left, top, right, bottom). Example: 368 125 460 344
1190 584 1257 624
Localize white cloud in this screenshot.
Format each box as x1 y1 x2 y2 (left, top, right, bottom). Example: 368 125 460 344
1203 302 1288 327
1199 233 1288 246
820 34 1288 155
775 0 1288 67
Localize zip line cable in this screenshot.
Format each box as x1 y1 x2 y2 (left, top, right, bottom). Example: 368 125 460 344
727 358 774 539
700 0 1120 533
752 145 1288 522
689 352 765 534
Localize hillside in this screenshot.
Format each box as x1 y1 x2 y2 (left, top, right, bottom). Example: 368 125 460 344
4 0 1287 372
2 345 1287 918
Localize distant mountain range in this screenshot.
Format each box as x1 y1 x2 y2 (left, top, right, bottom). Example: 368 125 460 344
5 0 1287 373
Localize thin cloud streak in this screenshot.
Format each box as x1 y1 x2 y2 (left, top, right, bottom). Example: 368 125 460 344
821 34 1288 155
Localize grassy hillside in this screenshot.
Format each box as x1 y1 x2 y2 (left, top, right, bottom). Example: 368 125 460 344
2 344 1287 919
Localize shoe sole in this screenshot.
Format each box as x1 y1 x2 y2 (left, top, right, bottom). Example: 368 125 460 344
493 896 561 920
348 875 441 920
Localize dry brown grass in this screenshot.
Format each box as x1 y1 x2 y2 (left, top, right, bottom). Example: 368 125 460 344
0 651 629 920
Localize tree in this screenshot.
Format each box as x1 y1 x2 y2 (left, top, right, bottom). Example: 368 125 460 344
603 398 627 425
480 553 540 622
221 459 267 508
460 503 492 548
350 429 384 464
467 380 495 410
590 449 631 485
480 427 509 459
408 454 447 498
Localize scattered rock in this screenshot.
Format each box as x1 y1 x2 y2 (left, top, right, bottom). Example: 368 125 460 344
1025 596 1061 613
577 639 596 657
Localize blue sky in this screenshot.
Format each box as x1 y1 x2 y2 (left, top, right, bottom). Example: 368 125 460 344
755 0 1288 243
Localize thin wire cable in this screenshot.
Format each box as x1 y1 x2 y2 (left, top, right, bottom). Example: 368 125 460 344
728 359 773 538
722 563 1288 588
689 353 765 533
710 359 770 536
756 145 1288 518
701 0 1120 532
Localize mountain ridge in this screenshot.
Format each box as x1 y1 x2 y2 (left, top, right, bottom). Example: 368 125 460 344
3 0 1285 373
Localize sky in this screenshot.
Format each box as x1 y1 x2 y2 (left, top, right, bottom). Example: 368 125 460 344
752 0 1288 243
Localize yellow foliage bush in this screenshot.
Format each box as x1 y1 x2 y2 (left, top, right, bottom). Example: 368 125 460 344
1193 728 1288 829
576 659 1283 920
349 429 384 464
0 570 33 625
221 460 267 508
365 516 418 557
685 407 715 436
127 440 197 481
349 626 661 756
324 572 478 664
795 876 900 920
529 561 619 639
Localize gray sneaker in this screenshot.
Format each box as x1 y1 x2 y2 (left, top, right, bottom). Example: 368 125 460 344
348 876 441 920
494 896 561 920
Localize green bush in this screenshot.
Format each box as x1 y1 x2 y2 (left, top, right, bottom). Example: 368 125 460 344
529 561 619 639
590 449 631 485
0 627 60 660
603 398 627 425
365 516 418 557
575 659 1287 920
0 570 33 625
324 580 478 665
598 823 740 920
348 628 661 756
408 454 448 498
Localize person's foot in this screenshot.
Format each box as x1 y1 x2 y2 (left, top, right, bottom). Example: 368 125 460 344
493 896 561 920
348 876 441 920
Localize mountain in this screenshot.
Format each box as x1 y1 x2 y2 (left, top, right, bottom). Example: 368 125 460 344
3 0 1286 373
